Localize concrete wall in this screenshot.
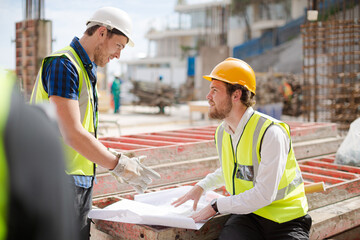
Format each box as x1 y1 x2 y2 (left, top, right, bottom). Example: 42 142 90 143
291 0 307 19
37 20 52 65
227 27 246 51
195 45 229 100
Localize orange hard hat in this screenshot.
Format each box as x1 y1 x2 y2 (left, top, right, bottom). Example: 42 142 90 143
203 57 256 94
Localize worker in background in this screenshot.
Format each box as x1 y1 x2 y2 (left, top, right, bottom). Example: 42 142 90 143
280 78 294 101
111 76 122 113
30 7 160 240
0 69 79 240
173 58 312 239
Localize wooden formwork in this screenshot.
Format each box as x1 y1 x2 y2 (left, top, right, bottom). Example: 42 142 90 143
90 121 360 239
92 154 360 240
94 122 343 197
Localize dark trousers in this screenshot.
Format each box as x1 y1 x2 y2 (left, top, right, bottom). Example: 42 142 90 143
219 213 312 240
69 179 93 240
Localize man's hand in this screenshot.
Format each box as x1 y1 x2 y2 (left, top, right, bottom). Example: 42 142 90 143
110 152 161 193
191 204 216 222
171 185 204 211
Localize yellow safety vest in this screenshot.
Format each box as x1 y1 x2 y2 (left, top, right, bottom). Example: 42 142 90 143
215 112 308 223
0 69 15 240
30 46 97 176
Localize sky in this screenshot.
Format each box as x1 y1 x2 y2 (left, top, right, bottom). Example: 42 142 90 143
0 0 177 76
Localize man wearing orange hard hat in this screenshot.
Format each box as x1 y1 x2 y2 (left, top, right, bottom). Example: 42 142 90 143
173 58 311 239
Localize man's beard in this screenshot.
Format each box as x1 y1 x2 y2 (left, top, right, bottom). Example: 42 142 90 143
93 43 107 67
208 96 232 120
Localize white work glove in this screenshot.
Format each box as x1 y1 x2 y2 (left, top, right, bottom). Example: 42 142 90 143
109 149 161 193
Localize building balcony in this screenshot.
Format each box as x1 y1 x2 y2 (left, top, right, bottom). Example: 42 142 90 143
146 27 223 40
252 19 286 32
174 0 230 13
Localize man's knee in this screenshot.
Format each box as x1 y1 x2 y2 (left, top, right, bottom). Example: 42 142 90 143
219 214 263 240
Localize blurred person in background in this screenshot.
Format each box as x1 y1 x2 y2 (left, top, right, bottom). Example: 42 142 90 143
111 76 123 113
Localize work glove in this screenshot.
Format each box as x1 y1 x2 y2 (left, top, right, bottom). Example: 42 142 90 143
109 149 161 193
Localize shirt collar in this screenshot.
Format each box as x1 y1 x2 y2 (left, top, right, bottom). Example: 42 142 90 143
223 107 254 136
70 37 96 71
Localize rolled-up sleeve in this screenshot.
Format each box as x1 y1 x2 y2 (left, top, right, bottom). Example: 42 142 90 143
42 57 79 100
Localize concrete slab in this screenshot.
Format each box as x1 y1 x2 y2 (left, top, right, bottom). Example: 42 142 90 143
309 196 360 239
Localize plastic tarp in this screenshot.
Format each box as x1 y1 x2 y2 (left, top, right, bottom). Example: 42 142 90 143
335 118 360 166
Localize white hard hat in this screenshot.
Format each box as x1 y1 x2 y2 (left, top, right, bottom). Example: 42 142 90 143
86 7 135 47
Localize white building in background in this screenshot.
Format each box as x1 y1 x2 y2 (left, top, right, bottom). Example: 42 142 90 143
228 0 306 48
121 0 307 101
123 0 230 89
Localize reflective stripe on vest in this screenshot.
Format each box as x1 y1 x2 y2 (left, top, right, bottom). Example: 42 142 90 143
215 112 308 223
0 69 15 239
30 47 97 176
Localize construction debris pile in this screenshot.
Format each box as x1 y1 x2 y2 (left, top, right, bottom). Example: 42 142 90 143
130 80 177 114
255 72 303 116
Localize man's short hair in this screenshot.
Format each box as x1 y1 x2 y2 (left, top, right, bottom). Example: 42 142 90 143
225 82 256 107
85 25 128 43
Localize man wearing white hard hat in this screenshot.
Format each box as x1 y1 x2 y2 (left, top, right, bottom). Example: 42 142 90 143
30 7 160 239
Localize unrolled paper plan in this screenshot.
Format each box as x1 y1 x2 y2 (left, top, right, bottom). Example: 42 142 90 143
88 186 223 230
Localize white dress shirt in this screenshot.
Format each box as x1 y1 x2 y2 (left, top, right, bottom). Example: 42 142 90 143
196 107 290 214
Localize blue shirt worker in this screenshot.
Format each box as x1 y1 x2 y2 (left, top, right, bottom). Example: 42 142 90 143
30 7 160 240
111 76 122 113
172 58 311 239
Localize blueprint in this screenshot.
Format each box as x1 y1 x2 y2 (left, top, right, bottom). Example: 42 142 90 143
88 186 223 230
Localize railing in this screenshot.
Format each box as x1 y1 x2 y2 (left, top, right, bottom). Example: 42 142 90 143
233 16 305 59
232 0 353 60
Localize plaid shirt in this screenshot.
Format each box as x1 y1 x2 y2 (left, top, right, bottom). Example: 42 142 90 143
42 37 98 188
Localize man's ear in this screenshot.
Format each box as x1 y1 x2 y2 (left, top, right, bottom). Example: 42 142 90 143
232 89 242 102
98 26 107 38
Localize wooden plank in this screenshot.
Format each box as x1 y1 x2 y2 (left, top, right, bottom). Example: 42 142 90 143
307 179 360 211
124 141 218 166
289 122 338 142
309 195 360 239
301 160 360 174
93 156 220 196
301 172 345 184
299 165 358 180
130 134 202 143
100 140 152 151
151 132 214 140
293 136 344 160
188 101 209 124
93 213 230 240
101 137 176 147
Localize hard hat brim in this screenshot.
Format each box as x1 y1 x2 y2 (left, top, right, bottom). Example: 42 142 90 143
203 75 212 81
86 21 135 47
203 74 256 95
